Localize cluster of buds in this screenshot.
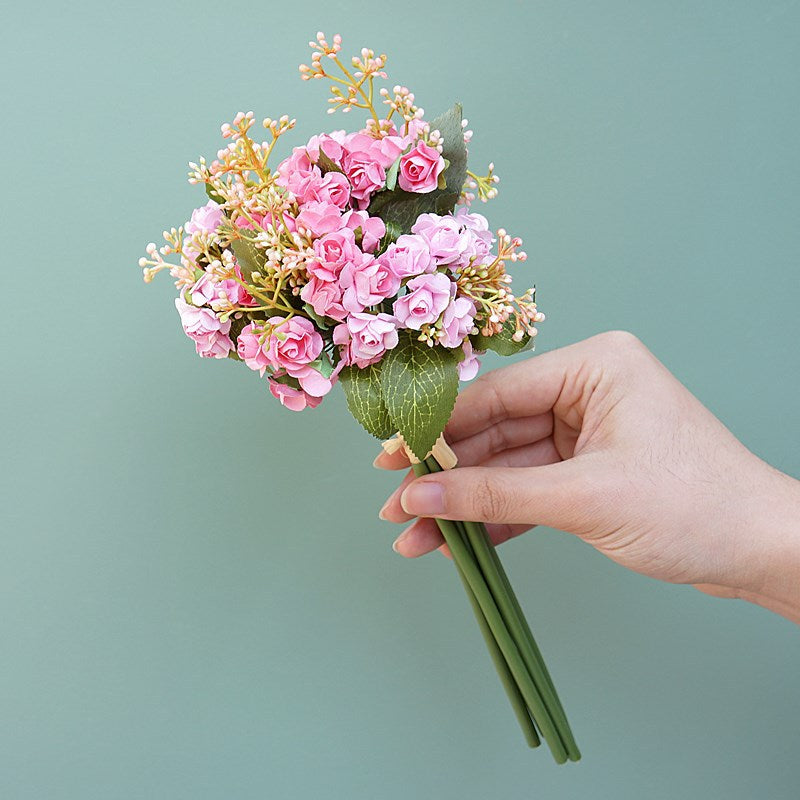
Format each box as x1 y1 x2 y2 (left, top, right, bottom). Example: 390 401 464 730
380 85 422 125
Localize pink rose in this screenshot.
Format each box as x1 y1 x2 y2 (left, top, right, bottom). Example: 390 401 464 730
266 316 323 374
458 340 482 382
275 148 318 195
297 170 351 209
295 201 343 237
378 234 434 279
411 213 475 268
185 201 224 236
236 322 271 374
341 210 385 253
268 379 324 411
305 131 347 164
341 149 385 210
307 229 361 282
333 312 399 368
398 141 445 194
190 267 256 309
174 296 233 359
340 256 401 313
344 131 405 169
393 272 453 330
439 296 477 348
300 275 347 321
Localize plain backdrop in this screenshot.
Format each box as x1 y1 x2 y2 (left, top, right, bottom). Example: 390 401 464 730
2 2 799 798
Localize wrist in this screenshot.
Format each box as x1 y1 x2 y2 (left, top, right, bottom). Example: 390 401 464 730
733 461 800 623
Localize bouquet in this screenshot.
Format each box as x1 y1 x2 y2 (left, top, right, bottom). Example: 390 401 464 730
140 32 580 763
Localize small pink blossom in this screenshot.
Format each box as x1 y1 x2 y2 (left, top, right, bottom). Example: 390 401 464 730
439 296 477 348
398 141 445 194
305 131 347 164
185 201 224 236
393 272 453 330
297 170 351 209
275 148 318 195
295 201 343 237
341 210 385 253
307 229 361 282
268 379 324 411
340 256 401 313
190 267 256 309
333 312 399 368
458 340 482 381
411 213 475 268
300 275 347 321
341 149 385 209
266 316 323 374
378 234 434 279
236 322 271 374
344 131 405 169
174 296 233 359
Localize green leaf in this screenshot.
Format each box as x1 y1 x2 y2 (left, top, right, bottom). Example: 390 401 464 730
340 363 395 440
205 184 226 205
380 334 460 460
367 102 468 231
230 238 263 282
471 319 532 356
316 151 343 175
385 156 401 191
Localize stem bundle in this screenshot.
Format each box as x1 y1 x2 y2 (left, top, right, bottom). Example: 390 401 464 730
413 457 580 764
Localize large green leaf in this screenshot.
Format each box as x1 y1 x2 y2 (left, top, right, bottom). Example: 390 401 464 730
367 102 468 232
230 238 263 282
380 334 460 460
471 318 532 356
340 363 395 440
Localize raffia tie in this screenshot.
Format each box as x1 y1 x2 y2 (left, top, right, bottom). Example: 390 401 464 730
381 432 458 470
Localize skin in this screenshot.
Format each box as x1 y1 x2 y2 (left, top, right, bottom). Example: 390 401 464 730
375 331 800 624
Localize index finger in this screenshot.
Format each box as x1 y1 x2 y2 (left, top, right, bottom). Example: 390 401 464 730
444 343 577 442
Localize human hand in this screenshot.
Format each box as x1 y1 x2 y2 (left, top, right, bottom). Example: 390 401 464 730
375 332 800 623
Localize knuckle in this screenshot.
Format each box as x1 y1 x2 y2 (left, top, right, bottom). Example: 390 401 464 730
600 329 642 353
471 476 508 520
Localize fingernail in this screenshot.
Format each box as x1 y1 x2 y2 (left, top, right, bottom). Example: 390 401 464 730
372 453 385 468
378 486 401 520
401 481 445 516
392 525 412 553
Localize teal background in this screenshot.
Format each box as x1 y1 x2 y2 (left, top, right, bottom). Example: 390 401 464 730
2 1 799 798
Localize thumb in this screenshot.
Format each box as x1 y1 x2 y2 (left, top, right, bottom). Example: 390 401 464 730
400 460 600 532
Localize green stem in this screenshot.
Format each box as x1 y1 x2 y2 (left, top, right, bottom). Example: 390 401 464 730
464 518 581 762
411 462 540 748
418 459 568 764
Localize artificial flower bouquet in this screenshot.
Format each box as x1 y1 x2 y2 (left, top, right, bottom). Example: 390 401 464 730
140 32 580 763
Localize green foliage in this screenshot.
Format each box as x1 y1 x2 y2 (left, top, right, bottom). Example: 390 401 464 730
380 334 460 460
230 238 263 282
316 151 343 175
340 363 395 440
471 319 532 356
366 103 468 232
204 183 226 205
385 156 401 191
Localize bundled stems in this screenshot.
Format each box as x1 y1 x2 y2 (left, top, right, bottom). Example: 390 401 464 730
412 457 580 764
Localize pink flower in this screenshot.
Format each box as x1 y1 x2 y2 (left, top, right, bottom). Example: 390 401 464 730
307 229 361 282
454 207 494 261
190 267 256 309
185 201 224 236
393 272 453 330
341 149 385 209
300 275 347 321
344 131 405 169
295 201 343 237
275 147 318 195
411 213 475 268
458 340 482 381
378 234 434 279
236 322 271 374
305 131 347 164
268 379 324 411
440 296 477 348
297 170 351 209
266 316 323 372
341 210 385 253
398 141 445 194
333 312 399 368
174 296 233 359
340 256 401 313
